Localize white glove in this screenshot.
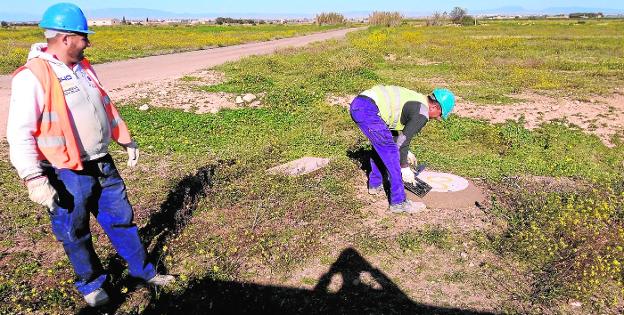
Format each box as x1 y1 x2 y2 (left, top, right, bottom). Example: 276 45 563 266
407 151 417 167
401 167 415 184
26 176 58 209
125 141 139 167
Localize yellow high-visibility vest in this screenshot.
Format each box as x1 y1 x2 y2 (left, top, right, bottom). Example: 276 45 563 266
360 85 428 131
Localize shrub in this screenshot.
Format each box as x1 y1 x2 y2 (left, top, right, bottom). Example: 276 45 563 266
315 12 345 25
497 183 624 307
460 15 477 26
426 12 447 26
368 11 403 27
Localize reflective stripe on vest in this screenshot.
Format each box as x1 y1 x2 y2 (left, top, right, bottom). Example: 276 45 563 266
360 85 429 130
110 117 122 129
40 112 59 123
36 136 66 148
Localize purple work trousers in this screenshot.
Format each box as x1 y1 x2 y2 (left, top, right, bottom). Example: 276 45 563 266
350 96 406 205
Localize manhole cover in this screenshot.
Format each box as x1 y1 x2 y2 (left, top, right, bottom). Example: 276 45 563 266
417 171 469 192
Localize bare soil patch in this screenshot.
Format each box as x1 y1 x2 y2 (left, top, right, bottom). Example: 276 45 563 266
108 70 259 114
455 91 624 146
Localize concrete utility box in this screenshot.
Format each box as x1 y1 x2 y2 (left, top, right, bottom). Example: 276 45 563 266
267 157 331 176
405 171 486 209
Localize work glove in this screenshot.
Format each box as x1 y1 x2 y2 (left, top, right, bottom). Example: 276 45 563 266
401 167 415 184
125 141 139 167
26 176 58 209
407 151 417 167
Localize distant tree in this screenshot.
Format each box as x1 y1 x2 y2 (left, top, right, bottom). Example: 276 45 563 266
569 12 603 19
450 7 467 24
426 11 446 26
121 16 126 24
1 21 8 28
146 17 149 22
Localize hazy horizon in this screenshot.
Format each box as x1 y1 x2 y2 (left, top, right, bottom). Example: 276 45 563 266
1 1 623 22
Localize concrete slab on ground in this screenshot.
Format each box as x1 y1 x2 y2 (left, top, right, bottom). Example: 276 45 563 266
267 157 330 176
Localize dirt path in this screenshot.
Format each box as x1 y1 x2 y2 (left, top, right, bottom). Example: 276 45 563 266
0 27 364 140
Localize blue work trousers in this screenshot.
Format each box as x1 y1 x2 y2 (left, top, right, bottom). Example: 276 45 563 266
350 96 406 205
45 154 155 295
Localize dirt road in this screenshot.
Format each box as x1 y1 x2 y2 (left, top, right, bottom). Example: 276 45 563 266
0 27 363 140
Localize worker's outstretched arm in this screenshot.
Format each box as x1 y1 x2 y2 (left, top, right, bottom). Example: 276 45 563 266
398 101 428 167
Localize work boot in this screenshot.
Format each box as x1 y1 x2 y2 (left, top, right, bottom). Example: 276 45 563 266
368 185 384 195
389 200 426 214
146 274 176 286
83 288 110 307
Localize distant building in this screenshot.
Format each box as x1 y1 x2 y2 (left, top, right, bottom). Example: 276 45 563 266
88 18 120 26
546 14 569 19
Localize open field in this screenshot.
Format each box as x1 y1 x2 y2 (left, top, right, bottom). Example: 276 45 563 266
0 24 345 74
1 20 623 314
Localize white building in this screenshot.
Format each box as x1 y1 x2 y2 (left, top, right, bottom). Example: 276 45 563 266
88 19 121 26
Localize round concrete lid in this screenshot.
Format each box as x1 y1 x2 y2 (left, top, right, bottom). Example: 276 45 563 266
407 172 486 209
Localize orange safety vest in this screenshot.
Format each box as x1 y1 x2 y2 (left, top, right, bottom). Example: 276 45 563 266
12 57 131 170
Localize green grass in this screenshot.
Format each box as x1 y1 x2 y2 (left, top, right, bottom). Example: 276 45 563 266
0 24 345 74
397 225 453 253
204 20 624 103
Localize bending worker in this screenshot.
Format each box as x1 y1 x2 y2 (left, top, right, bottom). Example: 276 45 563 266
350 85 455 213
7 3 174 307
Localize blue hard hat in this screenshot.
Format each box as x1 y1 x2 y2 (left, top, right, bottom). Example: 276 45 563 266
432 88 455 120
39 3 94 34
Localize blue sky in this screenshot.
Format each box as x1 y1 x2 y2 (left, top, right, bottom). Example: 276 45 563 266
3 0 623 14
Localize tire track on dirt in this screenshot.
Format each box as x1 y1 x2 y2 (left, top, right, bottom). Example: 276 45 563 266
0 27 365 140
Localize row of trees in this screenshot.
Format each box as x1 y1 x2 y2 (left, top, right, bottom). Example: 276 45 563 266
426 8 606 26
569 12 604 18
215 17 265 25
315 8 473 27
315 11 404 26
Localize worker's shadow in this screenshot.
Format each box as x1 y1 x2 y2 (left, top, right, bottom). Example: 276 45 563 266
347 146 391 194
137 247 495 314
76 163 219 314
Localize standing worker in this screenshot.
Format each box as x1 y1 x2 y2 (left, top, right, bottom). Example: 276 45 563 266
7 3 174 307
350 85 455 213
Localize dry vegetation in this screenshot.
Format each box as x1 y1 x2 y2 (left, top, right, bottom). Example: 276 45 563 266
368 11 403 27
315 12 346 25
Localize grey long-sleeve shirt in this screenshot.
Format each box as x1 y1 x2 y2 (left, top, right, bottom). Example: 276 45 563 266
394 101 429 166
